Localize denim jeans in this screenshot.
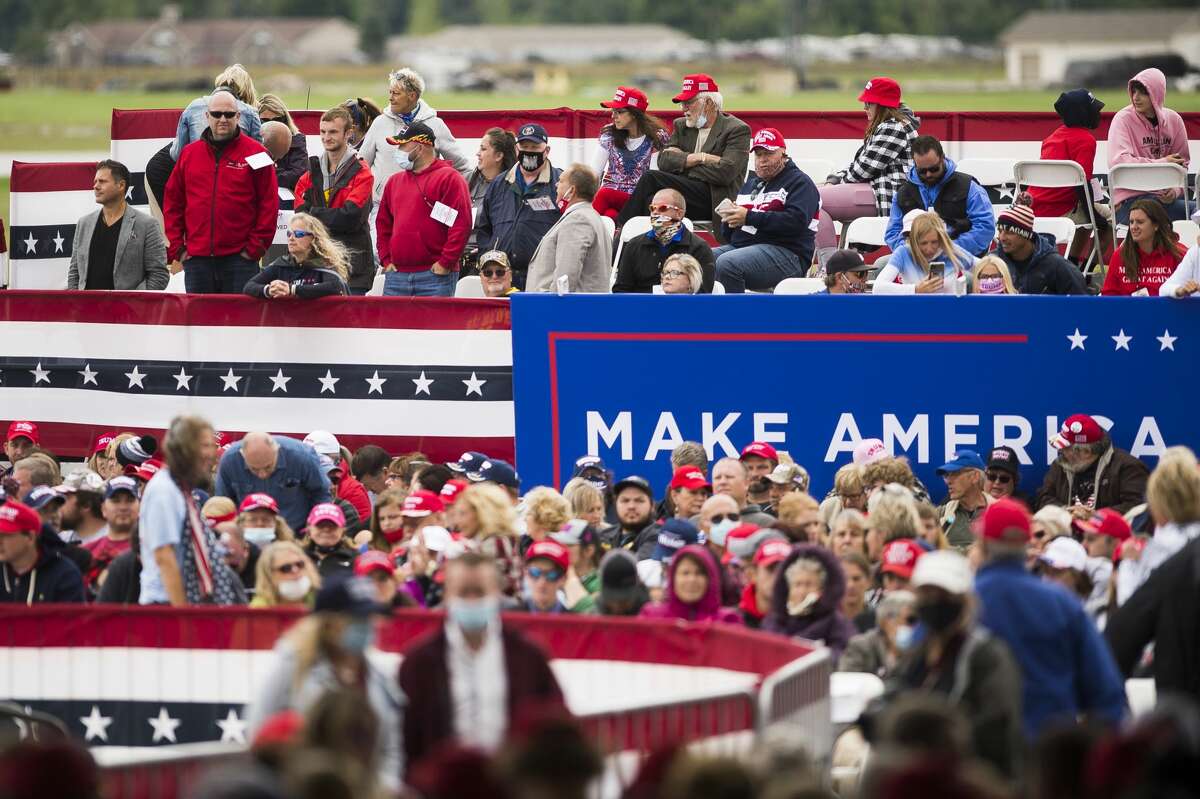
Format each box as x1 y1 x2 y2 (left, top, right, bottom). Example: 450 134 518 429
183 254 260 294
382 268 455 297
713 244 805 293
1115 194 1188 225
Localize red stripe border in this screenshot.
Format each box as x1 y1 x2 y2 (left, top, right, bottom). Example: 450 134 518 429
10 162 102 193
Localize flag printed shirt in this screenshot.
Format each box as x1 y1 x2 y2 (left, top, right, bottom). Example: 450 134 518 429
722 159 821 262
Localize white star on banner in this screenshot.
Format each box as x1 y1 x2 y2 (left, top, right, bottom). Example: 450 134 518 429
365 370 387 395
1112 329 1132 351
318 370 340 394
220 368 242 392
124 365 147 389
148 706 181 743
1067 328 1088 350
29 362 51 384
173 367 193 391
215 708 247 744
1157 330 1177 351
412 371 433 396
269 368 291 393
78 364 98 385
23 232 37 254
80 705 113 742
462 372 486 397
52 230 65 253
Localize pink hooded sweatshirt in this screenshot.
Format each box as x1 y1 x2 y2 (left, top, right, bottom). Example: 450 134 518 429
1107 67 1191 208
638 545 743 625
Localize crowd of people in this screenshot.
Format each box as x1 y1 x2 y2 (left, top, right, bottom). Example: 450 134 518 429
2 406 1200 796
58 64 1198 299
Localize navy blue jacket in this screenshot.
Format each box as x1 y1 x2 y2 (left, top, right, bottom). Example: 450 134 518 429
720 159 819 266
473 162 562 273
975 557 1125 737
0 527 85 604
215 436 333 532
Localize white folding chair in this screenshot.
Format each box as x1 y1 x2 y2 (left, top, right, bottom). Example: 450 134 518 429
957 158 1019 202
773 277 826 295
165 271 186 293
1033 217 1076 249
599 215 615 244
792 158 836 182
1014 159 1105 272
454 275 485 298
1173 219 1200 246
366 272 386 296
711 280 725 295
611 216 694 288
1110 163 1189 218
841 215 890 250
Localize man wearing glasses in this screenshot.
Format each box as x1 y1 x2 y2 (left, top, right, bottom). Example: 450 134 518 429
612 188 715 293
884 135 994 257
478 250 518 297
164 90 279 294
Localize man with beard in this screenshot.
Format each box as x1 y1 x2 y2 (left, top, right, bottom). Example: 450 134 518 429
1035 414 1149 517
82 476 140 596
58 471 107 544
714 128 821 293
709 457 776 527
740 441 779 507
601 476 657 552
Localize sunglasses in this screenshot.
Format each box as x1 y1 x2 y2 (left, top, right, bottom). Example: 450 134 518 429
915 163 943 176
481 268 509 278
275 561 305 575
661 269 686 279
286 229 311 239
527 566 563 582
650 204 681 214
207 110 237 119
986 471 1013 484
707 512 740 525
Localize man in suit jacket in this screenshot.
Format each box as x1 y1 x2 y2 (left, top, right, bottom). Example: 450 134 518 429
69 160 169 290
616 74 751 240
399 552 564 779
525 165 612 293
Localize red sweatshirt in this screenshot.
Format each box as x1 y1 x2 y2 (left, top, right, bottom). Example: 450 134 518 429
1102 244 1187 296
1028 126 1096 219
375 159 472 272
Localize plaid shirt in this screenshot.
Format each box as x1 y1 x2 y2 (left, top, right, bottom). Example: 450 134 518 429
830 114 919 215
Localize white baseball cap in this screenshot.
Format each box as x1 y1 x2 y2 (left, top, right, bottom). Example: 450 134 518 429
910 550 973 595
303 430 341 457
901 208 926 234
1040 536 1087 572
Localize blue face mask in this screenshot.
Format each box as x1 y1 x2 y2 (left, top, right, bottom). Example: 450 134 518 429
393 148 414 171
340 619 375 655
448 596 499 632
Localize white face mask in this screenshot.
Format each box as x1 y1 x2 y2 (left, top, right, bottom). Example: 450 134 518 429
696 113 709 129
277 575 312 602
894 624 915 650
787 591 820 617
393 148 414 171
243 527 275 546
709 519 739 548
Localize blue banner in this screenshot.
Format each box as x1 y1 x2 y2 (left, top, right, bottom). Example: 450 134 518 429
511 295 1200 501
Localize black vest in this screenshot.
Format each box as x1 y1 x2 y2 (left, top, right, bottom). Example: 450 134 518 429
896 170 978 237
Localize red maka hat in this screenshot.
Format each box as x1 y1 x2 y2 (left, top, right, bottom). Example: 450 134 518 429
1052 414 1104 450
751 128 786 152
601 86 649 111
858 77 902 108
673 73 719 103
525 539 570 572
975 498 1032 542
668 465 710 491
740 441 779 462
880 539 924 579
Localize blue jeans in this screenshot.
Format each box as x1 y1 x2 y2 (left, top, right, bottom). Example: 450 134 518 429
184 254 260 294
1115 194 1188 225
713 244 805 293
382 268 455 297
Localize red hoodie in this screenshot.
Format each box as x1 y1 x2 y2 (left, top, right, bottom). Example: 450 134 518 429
334 458 371 525
1102 244 1187 296
375 159 472 273
1028 126 1096 218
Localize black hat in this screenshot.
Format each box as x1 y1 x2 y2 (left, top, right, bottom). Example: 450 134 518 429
386 121 436 147
613 475 654 501
313 575 392 617
516 123 549 144
986 446 1020 477
598 550 640 603
826 249 870 275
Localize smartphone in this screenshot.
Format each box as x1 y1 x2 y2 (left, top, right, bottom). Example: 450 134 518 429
929 261 945 280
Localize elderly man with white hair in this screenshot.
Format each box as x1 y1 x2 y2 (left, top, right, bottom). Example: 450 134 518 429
616 73 750 238
214 431 332 532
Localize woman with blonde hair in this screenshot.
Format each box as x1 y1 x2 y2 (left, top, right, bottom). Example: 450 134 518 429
562 478 605 527
455 483 521 596
251 541 320 608
1117 446 1200 604
245 213 350 298
972 255 1018 295
659 253 704 294
873 211 976 294
522 487 572 544
257 93 298 134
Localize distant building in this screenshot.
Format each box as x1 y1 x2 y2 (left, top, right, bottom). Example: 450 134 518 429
50 5 363 68
1000 9 1200 87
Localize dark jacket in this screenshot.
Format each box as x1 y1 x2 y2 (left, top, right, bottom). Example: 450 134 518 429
886 627 1024 779
96 548 141 604
294 154 376 290
399 623 564 778
1034 444 1149 515
302 540 357 581
612 227 715 293
997 232 1088 295
886 158 994 256
1106 537 1200 700
763 544 857 658
656 112 752 234
720 159 820 265
473 162 562 274
244 254 348 299
0 527 85 604
274 131 309 192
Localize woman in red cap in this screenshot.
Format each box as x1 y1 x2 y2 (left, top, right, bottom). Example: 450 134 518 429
591 86 670 220
816 77 920 250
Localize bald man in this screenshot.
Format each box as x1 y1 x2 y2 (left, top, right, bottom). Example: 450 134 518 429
260 120 307 192
612 187 715 293
214 432 331 531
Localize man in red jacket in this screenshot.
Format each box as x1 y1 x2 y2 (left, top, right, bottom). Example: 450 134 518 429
164 90 279 294
376 121 472 297
399 552 564 778
294 106 376 295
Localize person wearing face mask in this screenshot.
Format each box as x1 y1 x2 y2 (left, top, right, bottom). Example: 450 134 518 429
764 545 856 657
376 121 472 297
473 123 564 289
971 255 1017 295
525 164 612 293
714 128 821 293
820 249 872 294
400 552 564 779
250 541 320 608
884 550 1024 780
237 492 293 551
697 494 751 606
612 188 715 293
247 575 403 794
838 589 915 677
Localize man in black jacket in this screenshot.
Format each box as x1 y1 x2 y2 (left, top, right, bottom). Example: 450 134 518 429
613 189 715 293
995 204 1087 295
0 499 85 604
600 476 657 551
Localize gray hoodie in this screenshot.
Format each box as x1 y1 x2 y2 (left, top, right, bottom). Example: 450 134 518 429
359 100 470 201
